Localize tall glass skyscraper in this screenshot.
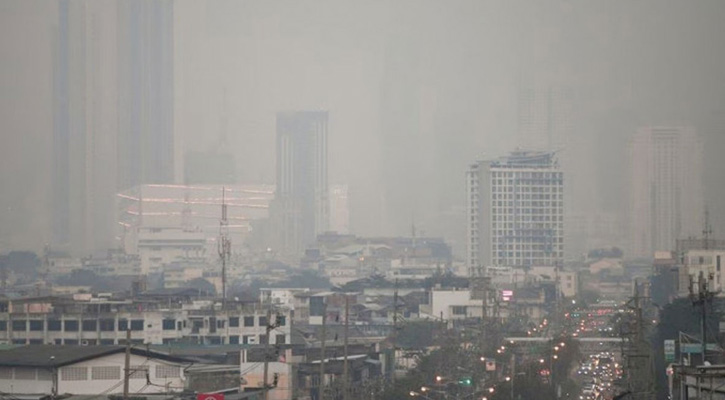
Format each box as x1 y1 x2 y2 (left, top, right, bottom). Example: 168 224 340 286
117 0 175 191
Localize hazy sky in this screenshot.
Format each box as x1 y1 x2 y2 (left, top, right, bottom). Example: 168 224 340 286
2 0 725 255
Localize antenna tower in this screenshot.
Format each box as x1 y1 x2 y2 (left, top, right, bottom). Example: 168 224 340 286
218 187 231 306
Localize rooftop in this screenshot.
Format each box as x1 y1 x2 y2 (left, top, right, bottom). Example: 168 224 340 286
0 345 194 368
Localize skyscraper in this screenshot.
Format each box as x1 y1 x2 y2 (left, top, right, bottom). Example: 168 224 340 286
329 184 350 235
273 111 329 256
52 0 118 254
51 0 174 255
467 151 564 276
629 127 704 258
116 0 175 191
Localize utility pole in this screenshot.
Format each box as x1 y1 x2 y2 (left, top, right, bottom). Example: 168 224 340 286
480 276 489 353
392 279 399 383
689 271 714 365
123 329 131 400
218 187 231 307
263 305 272 400
319 301 327 400
343 295 350 400
622 286 654 400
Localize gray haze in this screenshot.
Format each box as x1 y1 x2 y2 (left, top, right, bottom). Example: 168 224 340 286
2 0 725 256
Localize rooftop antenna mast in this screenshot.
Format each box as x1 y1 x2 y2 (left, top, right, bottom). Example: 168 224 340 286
218 187 231 306
703 206 713 250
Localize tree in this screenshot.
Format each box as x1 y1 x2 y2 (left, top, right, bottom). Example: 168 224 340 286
187 277 217 296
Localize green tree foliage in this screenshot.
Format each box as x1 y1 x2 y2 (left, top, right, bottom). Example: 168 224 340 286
397 321 438 349
652 298 725 400
0 251 40 273
187 277 217 296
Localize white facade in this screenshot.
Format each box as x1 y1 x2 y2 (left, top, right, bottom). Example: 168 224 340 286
0 352 189 395
467 151 564 274
681 249 725 295
629 127 704 258
0 299 291 346
329 184 350 234
419 289 492 321
125 227 207 274
240 349 294 400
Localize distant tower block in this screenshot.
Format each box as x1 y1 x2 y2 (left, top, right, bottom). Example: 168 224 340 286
272 111 329 257
467 150 564 275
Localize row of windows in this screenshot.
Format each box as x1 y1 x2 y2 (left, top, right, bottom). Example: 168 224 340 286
0 316 287 333
59 365 182 382
228 333 286 345
494 201 564 208
0 319 145 332
492 209 563 216
491 172 562 179
492 193 561 200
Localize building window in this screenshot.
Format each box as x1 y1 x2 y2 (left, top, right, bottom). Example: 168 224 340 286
451 306 467 316
229 317 239 327
259 316 268 327
276 316 286 326
11 320 26 332
37 369 52 381
162 319 176 331
65 320 79 332
62 367 88 381
217 320 225 329
130 320 144 331
15 368 36 380
48 320 61 331
29 320 43 331
82 320 97 332
99 319 115 332
243 316 254 327
92 366 121 380
0 321 6 331
155 365 181 379
260 334 268 345
130 365 149 380
275 334 286 345
118 319 128 331
243 335 254 344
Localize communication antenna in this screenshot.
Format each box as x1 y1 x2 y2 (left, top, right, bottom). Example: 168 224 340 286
181 188 192 231
703 206 713 250
218 187 231 305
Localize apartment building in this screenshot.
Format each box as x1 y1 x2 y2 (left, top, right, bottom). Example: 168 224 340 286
467 150 565 275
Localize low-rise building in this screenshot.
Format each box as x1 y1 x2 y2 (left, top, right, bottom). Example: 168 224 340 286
0 345 194 396
0 292 291 346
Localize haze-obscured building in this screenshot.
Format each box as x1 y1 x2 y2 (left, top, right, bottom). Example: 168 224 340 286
272 111 329 257
629 127 704 258
329 184 350 234
117 184 274 258
116 0 175 191
52 0 118 255
467 151 565 276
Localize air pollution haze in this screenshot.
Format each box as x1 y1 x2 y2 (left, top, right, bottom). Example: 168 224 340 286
1 0 725 259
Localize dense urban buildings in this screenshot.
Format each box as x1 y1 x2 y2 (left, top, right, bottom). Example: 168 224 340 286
272 111 329 257
467 150 564 276
629 126 704 258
